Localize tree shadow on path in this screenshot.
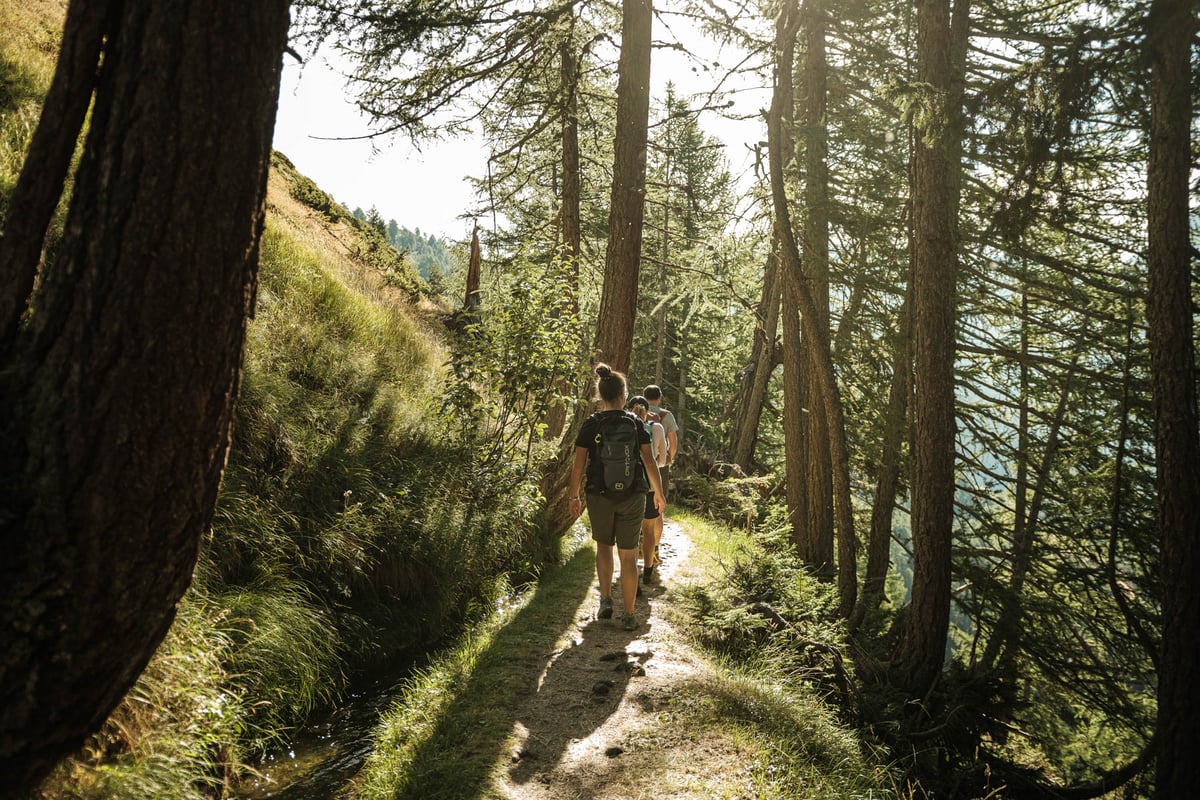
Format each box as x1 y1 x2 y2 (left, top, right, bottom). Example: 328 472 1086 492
506 605 653 787
375 539 645 800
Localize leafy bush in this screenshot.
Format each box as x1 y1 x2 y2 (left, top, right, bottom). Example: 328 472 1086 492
444 251 582 477
673 471 775 531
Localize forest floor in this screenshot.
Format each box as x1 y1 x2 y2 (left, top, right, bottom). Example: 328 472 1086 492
489 517 766 800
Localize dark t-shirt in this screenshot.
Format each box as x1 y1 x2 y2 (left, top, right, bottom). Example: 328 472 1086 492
576 409 652 494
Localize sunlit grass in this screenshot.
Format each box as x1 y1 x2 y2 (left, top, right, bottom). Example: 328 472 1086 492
354 529 594 800
39 598 248 800
0 0 67 221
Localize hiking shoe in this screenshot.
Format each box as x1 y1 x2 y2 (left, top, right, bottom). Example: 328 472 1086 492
598 595 614 619
620 611 637 631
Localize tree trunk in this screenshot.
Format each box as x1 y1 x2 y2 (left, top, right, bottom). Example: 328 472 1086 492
850 285 911 631
768 0 857 615
729 242 782 471
544 29 583 441
893 0 968 696
0 2 291 794
799 0 837 589
465 224 482 311
592 0 652 372
1145 0 1200 794
772 2 808 561
542 0 652 538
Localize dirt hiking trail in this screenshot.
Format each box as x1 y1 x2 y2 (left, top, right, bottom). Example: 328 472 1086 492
492 517 759 800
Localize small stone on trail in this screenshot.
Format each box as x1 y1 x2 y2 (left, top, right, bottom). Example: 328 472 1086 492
599 651 625 661
604 745 624 758
591 679 615 696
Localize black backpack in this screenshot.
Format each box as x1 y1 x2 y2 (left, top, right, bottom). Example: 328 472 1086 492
592 412 650 496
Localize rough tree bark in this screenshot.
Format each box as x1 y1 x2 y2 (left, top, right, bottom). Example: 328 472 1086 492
0 2 291 794
592 0 652 373
799 0 840 596
1145 0 1200 794
893 0 968 696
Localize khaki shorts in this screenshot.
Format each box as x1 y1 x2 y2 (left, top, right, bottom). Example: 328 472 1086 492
585 492 645 550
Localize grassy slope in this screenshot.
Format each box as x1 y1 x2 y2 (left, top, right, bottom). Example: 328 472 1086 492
21 143 465 795
3 8 540 789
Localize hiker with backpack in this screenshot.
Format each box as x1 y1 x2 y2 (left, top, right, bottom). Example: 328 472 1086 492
642 384 678 578
569 364 666 631
643 385 678 490
627 395 668 585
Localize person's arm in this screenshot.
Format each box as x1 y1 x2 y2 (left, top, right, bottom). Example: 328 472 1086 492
641 444 666 513
568 445 588 518
667 429 678 464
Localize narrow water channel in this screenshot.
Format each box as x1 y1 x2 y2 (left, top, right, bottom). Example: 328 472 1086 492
233 585 536 798
234 673 409 800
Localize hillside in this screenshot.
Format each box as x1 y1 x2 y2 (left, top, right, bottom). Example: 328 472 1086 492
5 95 546 797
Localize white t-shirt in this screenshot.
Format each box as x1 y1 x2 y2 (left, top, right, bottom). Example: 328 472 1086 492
649 420 668 467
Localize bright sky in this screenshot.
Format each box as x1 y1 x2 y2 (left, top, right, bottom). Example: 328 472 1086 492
270 15 768 241
273 55 487 241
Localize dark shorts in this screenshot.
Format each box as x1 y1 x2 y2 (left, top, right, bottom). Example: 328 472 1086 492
586 491 645 550
643 491 660 520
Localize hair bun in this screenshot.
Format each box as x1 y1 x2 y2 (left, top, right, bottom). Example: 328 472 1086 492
595 363 612 378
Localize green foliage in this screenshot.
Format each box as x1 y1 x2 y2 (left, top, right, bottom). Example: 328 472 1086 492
672 471 776 531
390 224 453 281
679 523 845 681
274 150 350 223
214 578 343 742
444 251 582 474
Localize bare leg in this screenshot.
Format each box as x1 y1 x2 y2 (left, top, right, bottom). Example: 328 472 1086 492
640 519 655 566
596 542 614 597
653 515 664 564
618 547 639 613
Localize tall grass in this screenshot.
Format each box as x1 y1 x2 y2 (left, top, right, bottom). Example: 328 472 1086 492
0 0 66 220
38 598 247 800
31 156 551 795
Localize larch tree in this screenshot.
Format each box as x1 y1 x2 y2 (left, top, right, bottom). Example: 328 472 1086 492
797 0 836 581
0 1 291 794
592 0 653 372
1145 0 1200 793
768 0 858 617
893 0 969 696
